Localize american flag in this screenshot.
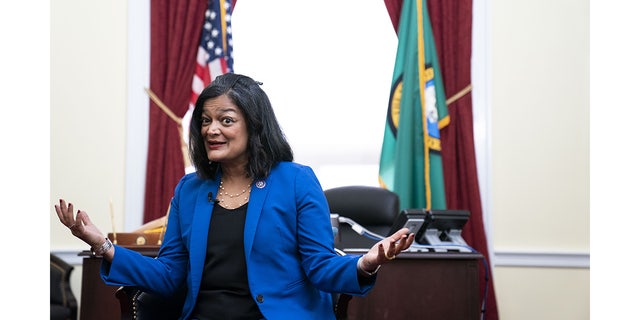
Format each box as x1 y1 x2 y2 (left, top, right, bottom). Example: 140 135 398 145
184 0 234 146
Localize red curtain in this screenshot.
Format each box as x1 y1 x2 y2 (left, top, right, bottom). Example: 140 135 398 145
384 0 499 318
145 0 238 223
144 0 208 223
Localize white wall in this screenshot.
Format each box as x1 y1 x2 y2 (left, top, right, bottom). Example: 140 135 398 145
47 1 595 319
491 0 589 251
50 1 129 317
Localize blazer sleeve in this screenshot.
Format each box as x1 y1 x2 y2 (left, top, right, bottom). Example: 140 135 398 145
293 165 375 295
99 176 192 297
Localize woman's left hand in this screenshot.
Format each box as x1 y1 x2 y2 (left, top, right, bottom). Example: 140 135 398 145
359 228 415 273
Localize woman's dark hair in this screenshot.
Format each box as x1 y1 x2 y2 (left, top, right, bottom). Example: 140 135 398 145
189 73 294 180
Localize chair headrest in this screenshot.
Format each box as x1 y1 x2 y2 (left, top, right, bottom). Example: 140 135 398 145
324 186 399 226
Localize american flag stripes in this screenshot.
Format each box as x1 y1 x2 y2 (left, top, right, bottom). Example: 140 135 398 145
184 0 234 143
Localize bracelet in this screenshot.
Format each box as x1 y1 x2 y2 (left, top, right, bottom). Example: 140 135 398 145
357 256 381 277
91 237 113 256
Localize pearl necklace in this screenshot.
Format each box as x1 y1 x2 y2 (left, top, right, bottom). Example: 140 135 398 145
217 179 252 209
218 180 252 198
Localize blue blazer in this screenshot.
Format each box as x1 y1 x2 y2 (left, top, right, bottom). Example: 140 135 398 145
101 162 374 319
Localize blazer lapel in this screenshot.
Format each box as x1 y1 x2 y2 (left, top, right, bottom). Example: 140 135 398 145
244 177 270 260
189 178 219 297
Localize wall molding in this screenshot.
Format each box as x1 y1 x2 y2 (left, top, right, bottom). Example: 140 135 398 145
493 250 589 269
52 248 590 269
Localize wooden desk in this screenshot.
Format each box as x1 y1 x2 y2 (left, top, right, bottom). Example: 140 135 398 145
346 251 483 320
79 246 159 320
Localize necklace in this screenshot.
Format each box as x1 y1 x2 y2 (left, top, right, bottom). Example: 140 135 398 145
218 180 252 198
217 179 252 209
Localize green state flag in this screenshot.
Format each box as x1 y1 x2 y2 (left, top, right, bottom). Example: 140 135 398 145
379 0 449 211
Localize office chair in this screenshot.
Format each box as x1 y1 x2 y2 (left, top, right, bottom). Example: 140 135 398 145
323 185 400 319
116 285 186 320
50 253 78 320
324 185 400 250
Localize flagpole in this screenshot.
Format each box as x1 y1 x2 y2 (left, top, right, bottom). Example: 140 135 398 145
144 87 182 125
446 84 473 106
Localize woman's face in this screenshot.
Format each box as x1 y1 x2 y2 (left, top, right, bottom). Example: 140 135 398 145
200 95 249 166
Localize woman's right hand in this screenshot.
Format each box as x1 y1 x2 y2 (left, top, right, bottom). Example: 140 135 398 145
54 199 108 249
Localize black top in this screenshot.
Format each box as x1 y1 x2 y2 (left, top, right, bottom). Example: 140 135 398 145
191 203 264 320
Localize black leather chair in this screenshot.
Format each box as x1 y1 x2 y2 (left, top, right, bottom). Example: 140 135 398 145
324 185 400 319
116 285 186 320
50 253 78 320
324 185 400 250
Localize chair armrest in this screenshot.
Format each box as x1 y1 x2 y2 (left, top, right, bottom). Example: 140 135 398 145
115 285 186 320
334 293 353 320
115 286 140 320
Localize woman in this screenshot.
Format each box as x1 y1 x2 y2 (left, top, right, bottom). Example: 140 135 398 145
55 73 414 319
